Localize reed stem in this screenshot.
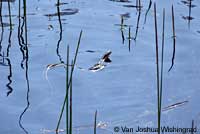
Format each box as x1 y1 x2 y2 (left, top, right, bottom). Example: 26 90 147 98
66 46 69 134
94 110 97 134
153 3 160 134
69 61 73 134
159 8 165 122
128 27 131 52
56 31 82 133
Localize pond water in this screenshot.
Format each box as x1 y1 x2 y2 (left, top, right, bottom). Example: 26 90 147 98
0 0 200 134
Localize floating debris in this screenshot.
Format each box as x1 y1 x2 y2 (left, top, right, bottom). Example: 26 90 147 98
89 63 105 72
41 128 65 134
123 5 142 8
89 51 112 72
109 0 131 3
162 100 189 111
97 121 108 129
48 24 54 30
181 0 196 7
55 2 68 6
44 8 79 17
182 16 194 20
45 63 67 79
101 50 112 63
85 50 96 53
181 0 190 5
120 12 130 19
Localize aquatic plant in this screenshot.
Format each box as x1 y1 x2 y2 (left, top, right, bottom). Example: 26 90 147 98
153 3 161 134
56 30 83 134
154 3 166 134
94 110 97 134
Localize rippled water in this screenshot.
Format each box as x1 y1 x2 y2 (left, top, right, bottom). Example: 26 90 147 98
0 0 200 134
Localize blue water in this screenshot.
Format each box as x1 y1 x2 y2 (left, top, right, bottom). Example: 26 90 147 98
0 0 200 134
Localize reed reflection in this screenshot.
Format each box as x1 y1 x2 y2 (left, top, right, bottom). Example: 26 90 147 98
56 1 64 63
0 0 3 55
18 0 30 133
18 0 26 69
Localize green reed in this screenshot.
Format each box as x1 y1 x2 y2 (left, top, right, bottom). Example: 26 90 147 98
94 110 97 134
159 8 165 115
69 60 73 134
153 3 160 133
56 31 82 134
66 45 69 134
154 3 166 134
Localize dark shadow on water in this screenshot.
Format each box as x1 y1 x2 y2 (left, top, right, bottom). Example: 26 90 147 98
18 51 30 134
1 0 15 2
18 0 30 133
3 0 13 96
120 28 125 44
181 0 196 28
134 6 141 41
122 0 142 8
56 2 64 63
109 0 131 3
18 0 26 69
44 8 79 17
168 5 176 72
5 58 12 96
143 0 152 25
55 2 68 6
0 0 4 55
6 0 12 57
119 16 125 44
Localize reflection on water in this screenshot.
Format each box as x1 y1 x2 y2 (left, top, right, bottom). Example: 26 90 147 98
109 0 131 3
0 0 14 96
18 50 30 134
1 0 15 2
17 0 30 133
0 1 4 56
7 0 13 96
5 58 12 96
18 0 26 69
168 5 176 72
134 6 141 41
181 0 196 28
143 0 152 25
0 0 200 133
56 2 64 63
44 8 79 17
